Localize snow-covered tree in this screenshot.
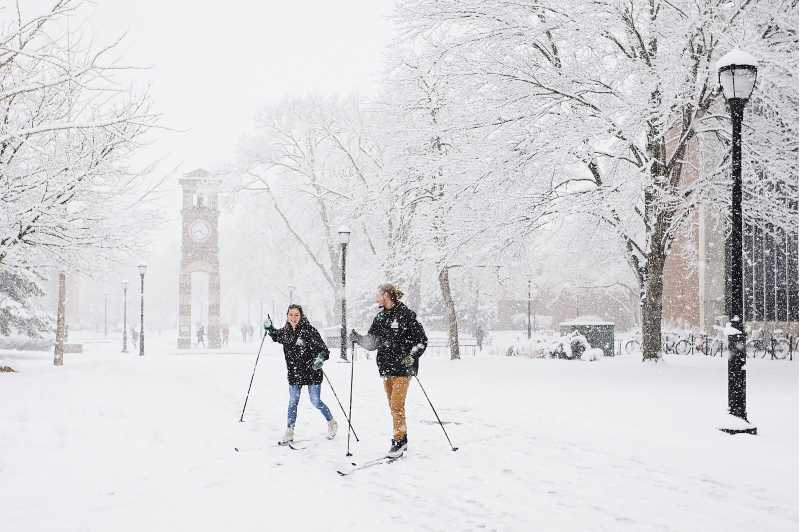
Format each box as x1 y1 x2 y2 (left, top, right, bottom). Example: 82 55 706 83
380 42 468 358
0 268 51 337
0 1 159 336
237 97 385 326
395 0 798 359
0 1 158 271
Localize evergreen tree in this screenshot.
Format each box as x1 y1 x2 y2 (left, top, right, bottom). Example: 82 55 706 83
0 269 52 337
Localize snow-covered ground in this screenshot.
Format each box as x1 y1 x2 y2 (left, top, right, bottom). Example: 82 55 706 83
2 331 797 532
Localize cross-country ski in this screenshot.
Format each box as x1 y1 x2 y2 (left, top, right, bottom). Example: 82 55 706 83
336 455 406 476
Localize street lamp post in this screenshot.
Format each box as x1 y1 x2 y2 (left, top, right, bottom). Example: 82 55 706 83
338 226 351 362
137 263 147 357
527 279 532 339
288 284 295 305
103 292 109 337
717 48 758 435
122 280 128 353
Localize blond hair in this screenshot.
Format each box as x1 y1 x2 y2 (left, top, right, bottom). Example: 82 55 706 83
378 283 404 303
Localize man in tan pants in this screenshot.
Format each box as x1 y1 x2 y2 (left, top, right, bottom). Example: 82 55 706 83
384 376 411 442
351 283 428 458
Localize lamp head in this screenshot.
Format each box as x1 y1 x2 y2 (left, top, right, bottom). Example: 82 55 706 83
717 49 758 101
337 225 351 245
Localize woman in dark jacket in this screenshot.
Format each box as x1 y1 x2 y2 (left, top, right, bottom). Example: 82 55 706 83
264 304 337 444
350 283 427 458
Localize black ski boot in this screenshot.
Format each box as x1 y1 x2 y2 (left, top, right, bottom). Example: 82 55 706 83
387 435 408 458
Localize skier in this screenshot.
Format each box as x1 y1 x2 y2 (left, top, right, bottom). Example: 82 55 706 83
350 283 427 458
264 304 337 444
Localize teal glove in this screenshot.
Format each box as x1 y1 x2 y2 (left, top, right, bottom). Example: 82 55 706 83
263 315 274 332
313 355 325 371
402 354 414 367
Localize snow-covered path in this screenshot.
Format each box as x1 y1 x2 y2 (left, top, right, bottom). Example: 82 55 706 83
2 334 797 532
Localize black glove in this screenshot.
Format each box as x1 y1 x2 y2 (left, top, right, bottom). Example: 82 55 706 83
349 329 360 344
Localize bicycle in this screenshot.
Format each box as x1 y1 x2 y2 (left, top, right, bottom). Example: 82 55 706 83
664 332 693 355
695 334 726 357
770 330 793 360
746 331 792 360
624 334 691 356
624 337 641 355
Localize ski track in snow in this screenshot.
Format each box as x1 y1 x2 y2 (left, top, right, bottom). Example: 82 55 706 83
1 332 797 532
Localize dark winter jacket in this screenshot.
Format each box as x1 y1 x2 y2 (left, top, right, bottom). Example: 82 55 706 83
361 302 428 377
267 317 329 385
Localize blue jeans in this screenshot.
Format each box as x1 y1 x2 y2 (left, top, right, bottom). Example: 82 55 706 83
287 384 333 428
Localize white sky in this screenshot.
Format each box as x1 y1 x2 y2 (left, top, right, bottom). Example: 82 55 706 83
87 0 395 169
60 0 396 317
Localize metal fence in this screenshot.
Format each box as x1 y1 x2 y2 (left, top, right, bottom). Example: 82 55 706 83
423 342 478 357
350 341 478 359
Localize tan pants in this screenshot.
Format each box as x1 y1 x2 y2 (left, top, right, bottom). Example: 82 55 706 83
383 376 410 440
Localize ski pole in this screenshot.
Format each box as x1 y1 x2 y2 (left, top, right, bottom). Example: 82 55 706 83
346 339 356 456
322 370 359 441
414 375 459 451
239 329 268 422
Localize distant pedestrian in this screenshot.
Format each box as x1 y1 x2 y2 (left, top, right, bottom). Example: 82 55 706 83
197 324 206 347
222 325 230 346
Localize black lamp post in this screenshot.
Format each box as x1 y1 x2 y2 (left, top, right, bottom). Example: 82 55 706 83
104 292 109 337
717 48 758 435
527 279 532 339
338 226 351 362
138 263 147 357
122 280 128 353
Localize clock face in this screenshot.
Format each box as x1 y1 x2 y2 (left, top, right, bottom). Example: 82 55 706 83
189 220 211 243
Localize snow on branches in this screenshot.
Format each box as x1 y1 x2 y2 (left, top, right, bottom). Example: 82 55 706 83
392 0 798 358
0 0 159 275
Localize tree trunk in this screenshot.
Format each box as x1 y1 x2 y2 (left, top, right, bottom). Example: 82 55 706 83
438 265 460 360
639 90 668 361
640 266 664 360
406 270 421 312
53 271 65 367
640 227 668 360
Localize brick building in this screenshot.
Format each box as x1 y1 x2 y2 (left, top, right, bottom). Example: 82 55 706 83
662 137 798 335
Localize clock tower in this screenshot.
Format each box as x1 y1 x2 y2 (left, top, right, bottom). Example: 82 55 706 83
178 169 221 349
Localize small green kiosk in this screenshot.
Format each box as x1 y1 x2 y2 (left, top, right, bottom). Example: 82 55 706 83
559 317 615 357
